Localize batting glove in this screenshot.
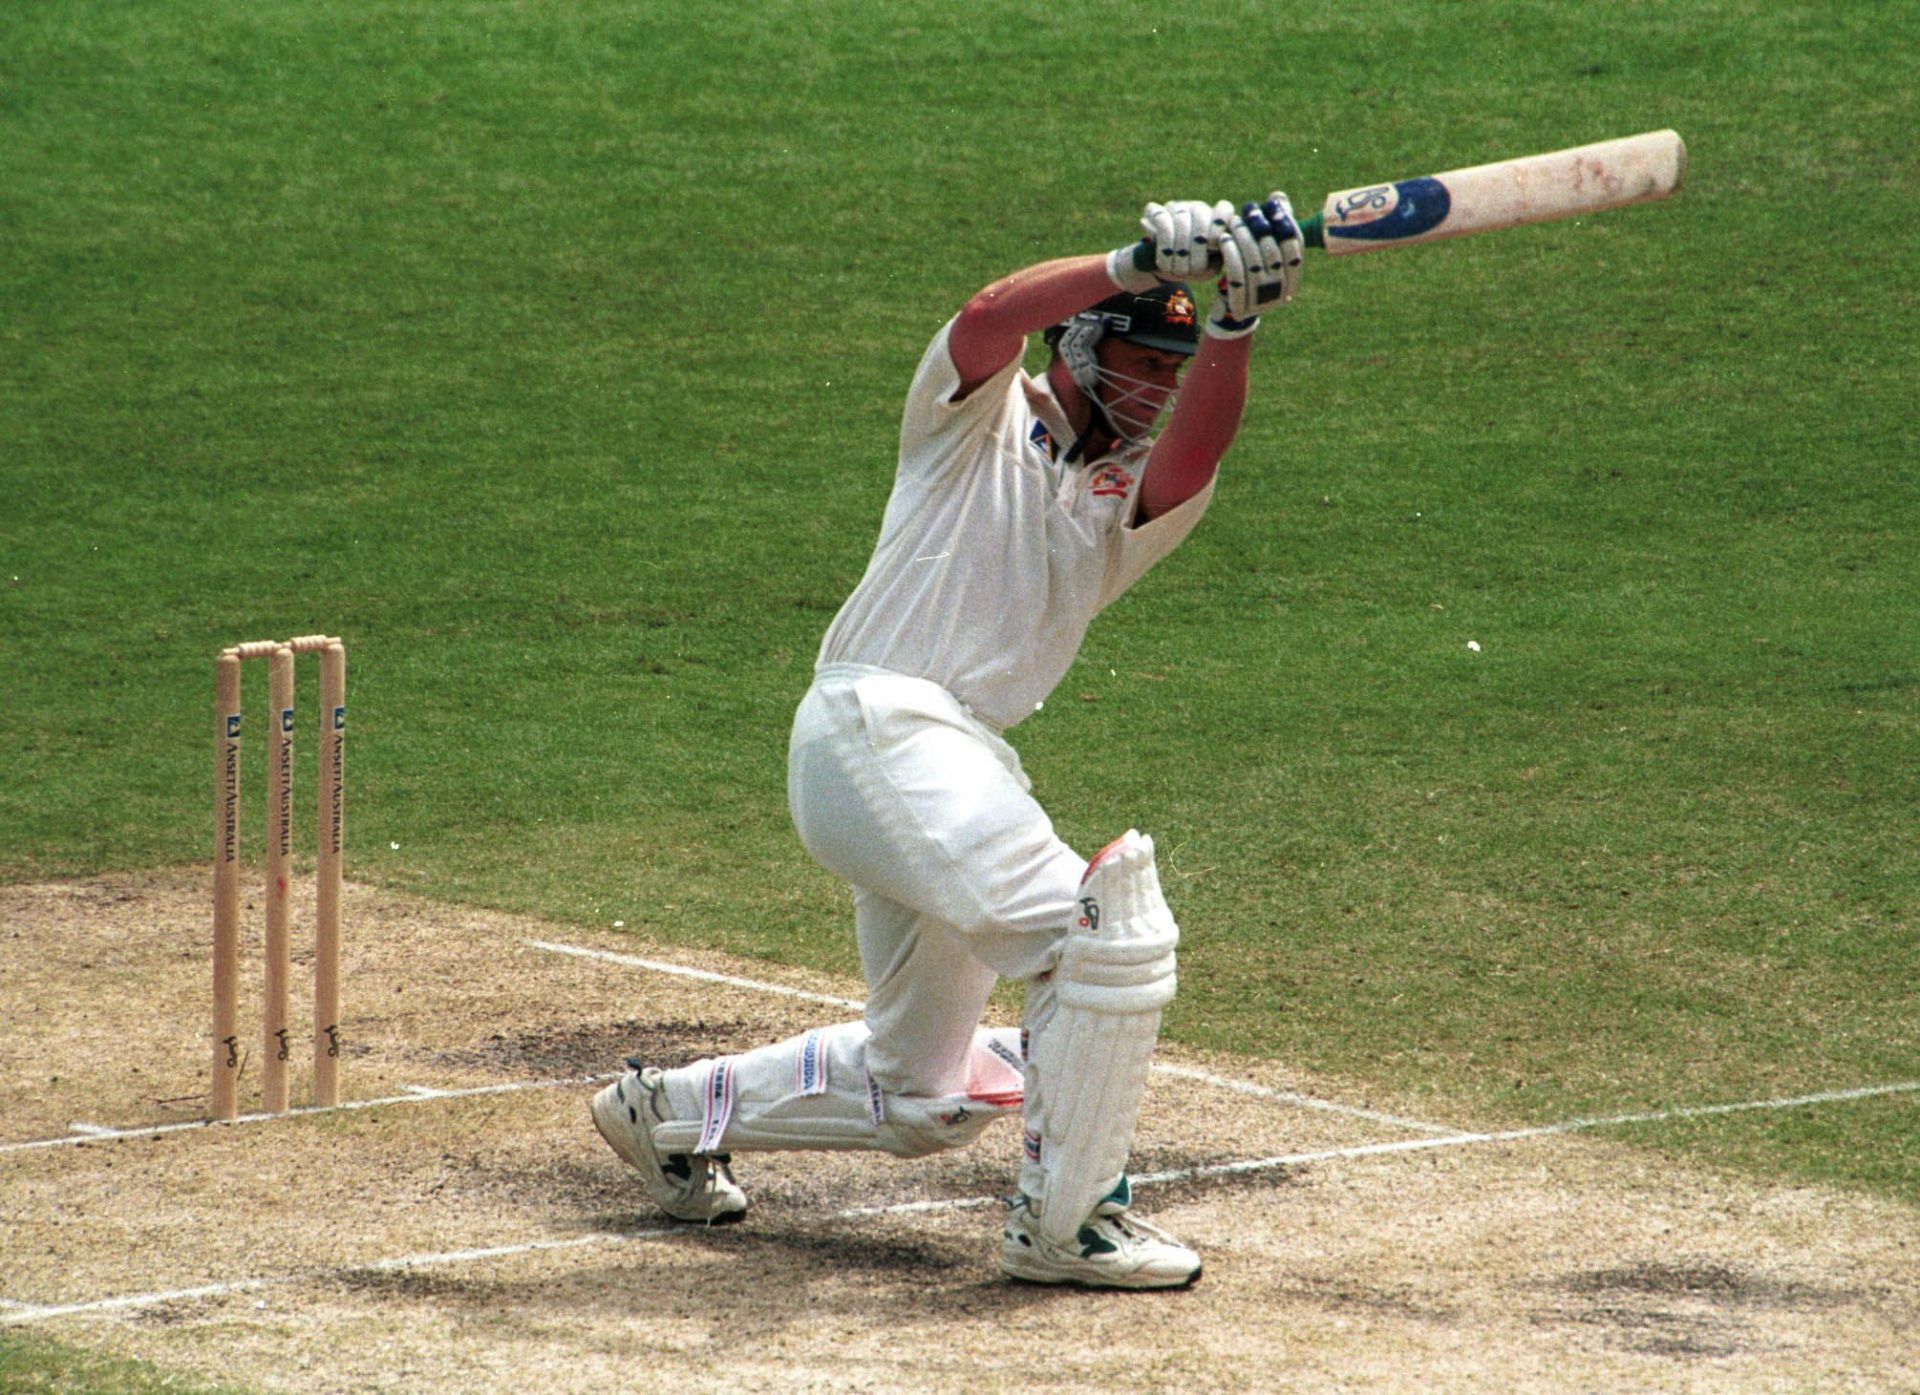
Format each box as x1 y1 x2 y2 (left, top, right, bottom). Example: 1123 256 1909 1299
1108 198 1235 291
1206 192 1305 339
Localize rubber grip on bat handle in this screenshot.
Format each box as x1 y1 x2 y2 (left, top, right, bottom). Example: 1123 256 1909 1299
1128 212 1327 274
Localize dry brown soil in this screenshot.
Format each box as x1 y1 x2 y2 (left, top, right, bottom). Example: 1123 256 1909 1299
2 871 1915 1393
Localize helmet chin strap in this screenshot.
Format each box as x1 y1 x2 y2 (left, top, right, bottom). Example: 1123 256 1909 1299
1062 395 1120 465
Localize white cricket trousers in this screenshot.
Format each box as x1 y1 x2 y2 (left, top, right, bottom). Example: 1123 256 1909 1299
787 664 1085 1099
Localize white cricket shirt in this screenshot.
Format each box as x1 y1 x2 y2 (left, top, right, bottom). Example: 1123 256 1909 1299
815 318 1214 730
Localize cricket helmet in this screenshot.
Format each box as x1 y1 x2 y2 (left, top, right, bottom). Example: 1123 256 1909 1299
1044 283 1200 453
1044 283 1202 358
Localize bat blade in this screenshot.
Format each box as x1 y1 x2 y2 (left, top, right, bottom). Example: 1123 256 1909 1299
1312 129 1686 255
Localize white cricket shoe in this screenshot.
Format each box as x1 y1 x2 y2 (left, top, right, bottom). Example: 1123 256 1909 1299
1001 1191 1202 1290
592 1062 747 1224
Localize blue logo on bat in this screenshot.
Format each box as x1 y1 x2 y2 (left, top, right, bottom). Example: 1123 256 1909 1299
1330 177 1452 242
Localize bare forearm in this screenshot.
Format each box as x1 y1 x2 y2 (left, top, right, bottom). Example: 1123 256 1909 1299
948 255 1119 391
1137 334 1250 520
965 255 1119 335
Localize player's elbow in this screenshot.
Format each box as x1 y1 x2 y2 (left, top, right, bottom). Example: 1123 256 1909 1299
955 287 1014 343
949 292 1023 388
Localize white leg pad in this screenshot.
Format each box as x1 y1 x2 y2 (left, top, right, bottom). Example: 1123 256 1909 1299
1027 830 1178 1246
653 1021 1024 1159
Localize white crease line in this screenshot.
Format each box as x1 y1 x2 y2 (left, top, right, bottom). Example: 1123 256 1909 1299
524 938 1468 1135
525 939 866 1012
1150 1064 1463 1136
9 1079 1916 1326
1137 1081 1920 1187
0 1075 621 1155
1495 1080 1920 1136
1136 1131 1496 1186
352 1232 667 1271
0 1229 676 1325
0 941 1461 1155
837 1195 1002 1220
1 1280 289 1323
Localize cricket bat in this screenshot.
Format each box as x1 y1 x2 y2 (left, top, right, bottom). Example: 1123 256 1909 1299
1306 129 1686 254
1132 129 1686 267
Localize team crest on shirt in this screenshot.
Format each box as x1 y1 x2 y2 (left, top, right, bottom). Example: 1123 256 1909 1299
1088 464 1135 499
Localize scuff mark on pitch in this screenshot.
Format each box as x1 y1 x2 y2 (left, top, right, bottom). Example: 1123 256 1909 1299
1533 1259 1864 1359
423 1017 760 1077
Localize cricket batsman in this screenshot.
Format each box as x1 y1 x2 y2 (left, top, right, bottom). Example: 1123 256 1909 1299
595 193 1303 1289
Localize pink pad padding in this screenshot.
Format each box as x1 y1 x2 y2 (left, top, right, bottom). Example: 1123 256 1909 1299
964 1027 1026 1108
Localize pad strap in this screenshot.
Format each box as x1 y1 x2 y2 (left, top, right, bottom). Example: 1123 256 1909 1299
695 1059 736 1154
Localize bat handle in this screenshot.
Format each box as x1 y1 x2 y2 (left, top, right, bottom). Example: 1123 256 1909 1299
1126 209 1328 275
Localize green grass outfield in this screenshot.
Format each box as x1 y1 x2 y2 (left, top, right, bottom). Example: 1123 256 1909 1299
3 0 1915 1381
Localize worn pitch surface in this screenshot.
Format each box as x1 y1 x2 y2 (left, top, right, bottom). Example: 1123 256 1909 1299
3 873 1915 1393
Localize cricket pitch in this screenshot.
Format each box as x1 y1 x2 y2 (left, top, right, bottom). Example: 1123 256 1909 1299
3 872 1915 1393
